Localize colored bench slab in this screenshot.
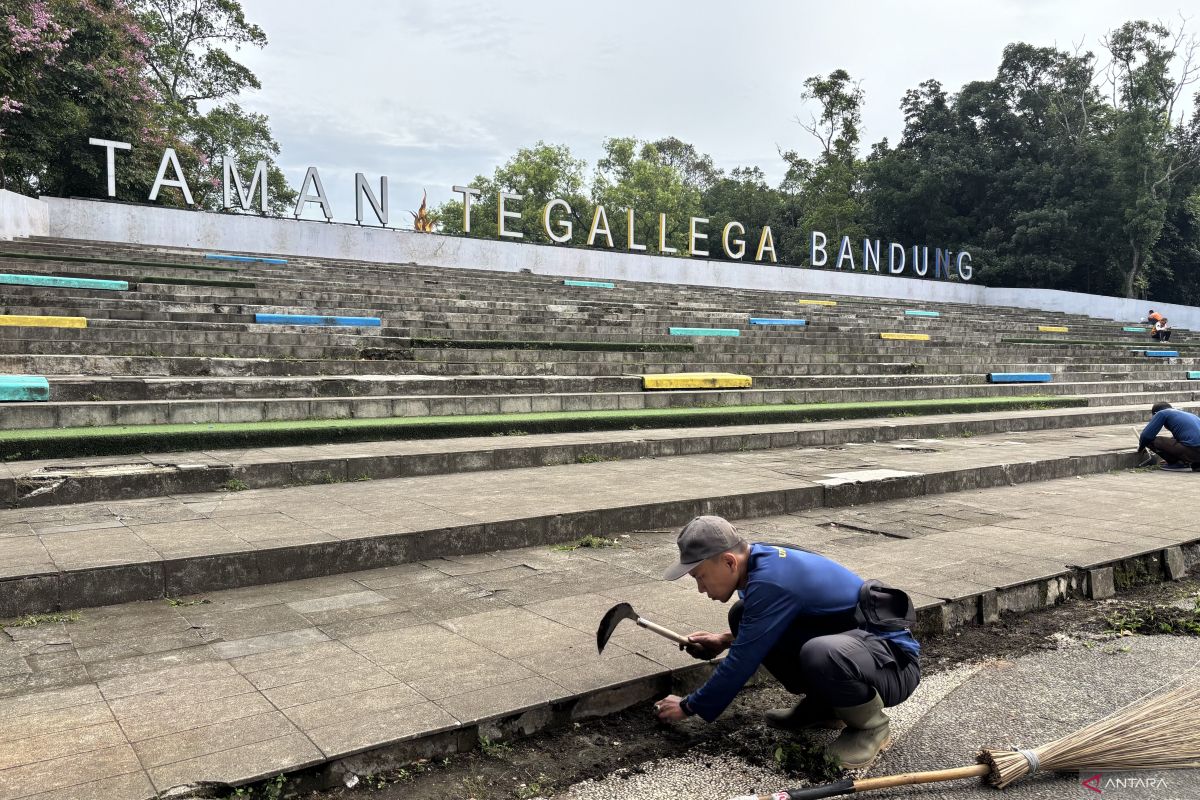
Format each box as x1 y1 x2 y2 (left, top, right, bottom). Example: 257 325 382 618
254 313 381 327
748 318 807 326
205 254 288 264
904 310 940 317
1123 326 1149 333
1146 350 1179 357
0 273 128 291
988 372 1052 383
0 375 49 401
1188 371 1200 380
1037 325 1069 332
880 332 930 341
563 279 615 288
796 299 837 306
0 315 86 328
667 327 740 337
642 372 753 390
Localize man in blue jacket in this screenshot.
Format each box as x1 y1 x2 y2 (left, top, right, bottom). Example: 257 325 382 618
652 516 920 768
1138 402 1200 472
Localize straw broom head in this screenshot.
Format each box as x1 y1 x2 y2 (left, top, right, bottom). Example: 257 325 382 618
978 678 1200 788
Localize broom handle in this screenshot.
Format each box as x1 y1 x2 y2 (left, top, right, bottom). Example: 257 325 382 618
739 763 991 800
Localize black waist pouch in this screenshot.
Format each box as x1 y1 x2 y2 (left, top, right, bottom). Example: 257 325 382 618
854 579 916 633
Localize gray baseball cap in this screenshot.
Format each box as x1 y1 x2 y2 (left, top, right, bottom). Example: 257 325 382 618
662 515 746 581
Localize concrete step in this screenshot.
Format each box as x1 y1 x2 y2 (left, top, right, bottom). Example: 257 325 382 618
1 383 1195 430
0 419 1174 616
3 403 1181 508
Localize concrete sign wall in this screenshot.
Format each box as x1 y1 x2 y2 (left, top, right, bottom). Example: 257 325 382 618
28 195 1200 329
0 190 49 241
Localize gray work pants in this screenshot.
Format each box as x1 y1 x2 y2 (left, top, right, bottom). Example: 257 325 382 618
729 600 921 709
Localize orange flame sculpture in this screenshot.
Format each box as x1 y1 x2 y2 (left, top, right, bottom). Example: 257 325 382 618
411 190 435 232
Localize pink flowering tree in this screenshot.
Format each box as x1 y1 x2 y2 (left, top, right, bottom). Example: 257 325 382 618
0 0 169 197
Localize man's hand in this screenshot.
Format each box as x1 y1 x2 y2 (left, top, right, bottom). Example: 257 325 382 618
682 631 732 660
653 694 687 722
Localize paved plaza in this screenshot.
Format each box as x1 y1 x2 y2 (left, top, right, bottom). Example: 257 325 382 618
1 469 1196 799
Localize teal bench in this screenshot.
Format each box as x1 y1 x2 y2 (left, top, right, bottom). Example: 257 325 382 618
668 327 740 337
206 254 288 264
988 373 1052 383
1187 371 1200 380
563 279 615 288
255 313 381 327
0 375 49 401
1123 326 1148 333
748 318 807 326
0 273 128 291
904 310 941 318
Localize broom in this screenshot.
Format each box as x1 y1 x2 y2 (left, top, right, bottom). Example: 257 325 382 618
730 672 1200 800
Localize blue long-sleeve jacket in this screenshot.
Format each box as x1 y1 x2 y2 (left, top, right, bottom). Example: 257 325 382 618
1139 409 1200 449
685 544 920 722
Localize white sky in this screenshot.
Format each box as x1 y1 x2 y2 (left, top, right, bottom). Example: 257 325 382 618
232 1 1196 224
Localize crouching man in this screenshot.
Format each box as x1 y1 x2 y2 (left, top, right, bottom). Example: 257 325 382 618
651 516 921 768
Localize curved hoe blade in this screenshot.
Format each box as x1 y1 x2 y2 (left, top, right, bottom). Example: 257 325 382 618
596 602 638 654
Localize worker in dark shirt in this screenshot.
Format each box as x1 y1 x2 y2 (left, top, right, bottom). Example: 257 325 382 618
1138 402 1200 472
651 516 920 768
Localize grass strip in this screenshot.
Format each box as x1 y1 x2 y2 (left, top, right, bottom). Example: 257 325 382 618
407 338 694 353
0 395 1082 460
0 250 241 273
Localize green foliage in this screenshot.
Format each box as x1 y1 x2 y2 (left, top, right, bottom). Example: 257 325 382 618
223 478 248 492
774 736 843 781
1105 594 1200 636
478 734 512 759
5 611 81 627
552 534 619 551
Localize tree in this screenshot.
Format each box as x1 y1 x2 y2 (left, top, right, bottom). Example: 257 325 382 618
781 70 868 259
0 0 165 197
1102 19 1200 297
133 0 293 212
436 141 590 241
591 137 707 253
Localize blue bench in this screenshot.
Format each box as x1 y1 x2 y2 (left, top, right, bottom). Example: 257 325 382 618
0 375 49 401
206 254 288 264
748 318 807 326
563 279 615 288
0 273 128 291
987 372 1052 383
1146 350 1179 358
668 327 740 337
255 313 381 327
904 310 941 318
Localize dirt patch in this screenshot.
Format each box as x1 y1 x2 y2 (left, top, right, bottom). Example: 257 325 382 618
237 573 1198 800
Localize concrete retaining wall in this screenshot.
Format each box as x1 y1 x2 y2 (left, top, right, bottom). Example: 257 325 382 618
0 190 49 241
32 196 1200 328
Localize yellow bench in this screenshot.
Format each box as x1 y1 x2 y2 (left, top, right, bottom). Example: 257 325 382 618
642 373 753 390
880 332 930 341
1037 325 1068 333
0 315 87 328
796 299 837 306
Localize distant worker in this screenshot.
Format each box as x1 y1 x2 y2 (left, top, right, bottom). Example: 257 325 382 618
1138 402 1200 472
1153 317 1171 343
651 516 920 768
